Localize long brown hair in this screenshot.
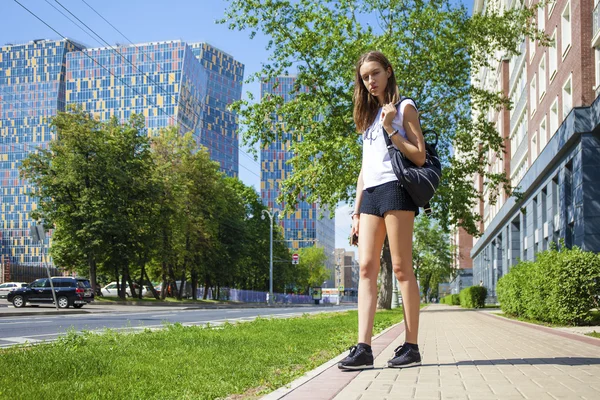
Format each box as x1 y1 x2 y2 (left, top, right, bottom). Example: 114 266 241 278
353 51 399 133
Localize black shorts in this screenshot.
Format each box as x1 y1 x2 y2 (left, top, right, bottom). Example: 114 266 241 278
359 180 419 217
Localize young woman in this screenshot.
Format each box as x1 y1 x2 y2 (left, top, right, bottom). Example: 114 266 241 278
338 51 426 370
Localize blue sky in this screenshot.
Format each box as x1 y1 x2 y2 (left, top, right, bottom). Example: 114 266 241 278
2 0 473 253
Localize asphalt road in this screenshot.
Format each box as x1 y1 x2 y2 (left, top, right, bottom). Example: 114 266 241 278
0 304 357 348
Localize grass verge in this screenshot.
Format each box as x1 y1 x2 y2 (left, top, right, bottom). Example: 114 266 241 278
0 308 403 400
585 331 600 339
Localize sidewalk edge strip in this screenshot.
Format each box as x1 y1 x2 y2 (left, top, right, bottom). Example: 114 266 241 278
261 318 407 400
480 311 600 347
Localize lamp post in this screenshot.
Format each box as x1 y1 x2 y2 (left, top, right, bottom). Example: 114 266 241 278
262 209 279 305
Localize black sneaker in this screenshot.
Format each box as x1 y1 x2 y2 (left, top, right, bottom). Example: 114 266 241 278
338 344 374 370
387 344 421 368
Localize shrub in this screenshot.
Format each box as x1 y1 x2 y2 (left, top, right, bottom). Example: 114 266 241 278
440 294 460 305
496 246 600 325
459 286 487 308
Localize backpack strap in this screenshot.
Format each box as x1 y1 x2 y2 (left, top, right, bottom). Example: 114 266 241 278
424 202 433 217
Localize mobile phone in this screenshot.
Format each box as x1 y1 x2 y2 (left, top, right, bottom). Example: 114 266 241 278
349 233 358 246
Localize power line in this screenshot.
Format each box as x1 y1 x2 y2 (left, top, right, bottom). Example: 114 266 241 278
57 0 261 173
12 0 259 180
76 0 262 171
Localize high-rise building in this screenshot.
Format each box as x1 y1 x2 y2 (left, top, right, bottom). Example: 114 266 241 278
0 38 243 279
189 43 244 177
334 248 359 296
260 76 336 286
470 0 600 300
1 39 84 276
66 40 243 178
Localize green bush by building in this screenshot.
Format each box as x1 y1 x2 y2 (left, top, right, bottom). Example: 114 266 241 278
440 287 486 308
497 246 600 325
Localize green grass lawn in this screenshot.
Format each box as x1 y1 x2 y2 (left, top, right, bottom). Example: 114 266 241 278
586 331 600 339
0 308 404 400
495 310 600 328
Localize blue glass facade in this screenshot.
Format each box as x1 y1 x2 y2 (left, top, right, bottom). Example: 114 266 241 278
189 43 244 177
1 39 243 273
260 76 336 286
1 39 83 269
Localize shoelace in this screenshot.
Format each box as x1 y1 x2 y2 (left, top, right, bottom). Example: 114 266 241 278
348 345 357 356
393 345 404 357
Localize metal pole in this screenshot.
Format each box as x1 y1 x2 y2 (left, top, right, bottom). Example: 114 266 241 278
43 242 59 311
269 212 273 306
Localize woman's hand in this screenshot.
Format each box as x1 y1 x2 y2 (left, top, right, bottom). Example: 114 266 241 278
350 214 360 245
381 102 397 130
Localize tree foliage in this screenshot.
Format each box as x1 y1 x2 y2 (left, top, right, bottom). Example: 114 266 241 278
20 110 297 298
220 0 542 236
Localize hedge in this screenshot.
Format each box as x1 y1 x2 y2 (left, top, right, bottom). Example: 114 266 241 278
440 294 460 305
497 246 600 325
459 286 487 309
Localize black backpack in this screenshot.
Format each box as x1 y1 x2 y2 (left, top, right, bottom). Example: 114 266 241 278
382 98 442 215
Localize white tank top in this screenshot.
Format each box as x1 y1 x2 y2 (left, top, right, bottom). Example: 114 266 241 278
361 98 417 189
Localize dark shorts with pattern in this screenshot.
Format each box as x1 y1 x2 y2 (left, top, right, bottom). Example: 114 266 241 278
359 180 419 218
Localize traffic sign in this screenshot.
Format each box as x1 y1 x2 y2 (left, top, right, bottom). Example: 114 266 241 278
292 253 299 264
338 285 344 292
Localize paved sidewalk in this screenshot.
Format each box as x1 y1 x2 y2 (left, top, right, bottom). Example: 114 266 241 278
268 304 600 400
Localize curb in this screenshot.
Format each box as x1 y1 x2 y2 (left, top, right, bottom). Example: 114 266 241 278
0 310 90 317
0 302 346 318
261 321 405 400
260 306 434 400
481 311 600 347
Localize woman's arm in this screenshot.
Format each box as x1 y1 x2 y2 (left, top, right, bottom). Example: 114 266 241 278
353 168 364 215
384 104 426 167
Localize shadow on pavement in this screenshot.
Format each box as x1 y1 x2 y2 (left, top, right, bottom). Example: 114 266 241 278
425 357 600 366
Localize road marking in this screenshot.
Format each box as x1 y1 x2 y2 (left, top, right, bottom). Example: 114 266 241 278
0 320 53 325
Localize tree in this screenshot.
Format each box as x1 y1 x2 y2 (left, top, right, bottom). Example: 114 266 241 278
295 246 330 293
412 215 454 302
220 0 543 308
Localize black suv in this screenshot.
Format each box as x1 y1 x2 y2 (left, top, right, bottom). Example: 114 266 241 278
7 277 95 309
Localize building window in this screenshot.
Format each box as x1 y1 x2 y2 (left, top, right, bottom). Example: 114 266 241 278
538 4 545 33
539 56 546 100
549 31 557 81
550 97 559 135
562 74 572 120
561 2 571 59
530 73 537 115
531 131 538 162
552 175 559 218
529 36 536 62
548 0 556 16
596 47 600 91
539 117 547 151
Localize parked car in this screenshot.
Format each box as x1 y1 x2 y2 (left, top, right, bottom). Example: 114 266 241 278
100 282 150 298
0 282 28 299
7 277 94 309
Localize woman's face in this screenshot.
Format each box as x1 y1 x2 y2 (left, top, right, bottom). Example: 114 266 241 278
359 60 390 101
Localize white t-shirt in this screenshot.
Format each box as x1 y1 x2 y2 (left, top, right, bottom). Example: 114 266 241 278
361 98 417 189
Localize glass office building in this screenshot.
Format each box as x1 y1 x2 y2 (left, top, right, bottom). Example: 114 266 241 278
189 43 244 177
260 76 336 286
1 39 243 276
66 40 244 178
1 39 84 272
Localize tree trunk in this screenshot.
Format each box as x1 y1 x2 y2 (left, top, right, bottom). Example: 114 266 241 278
121 272 128 300
377 237 393 310
144 269 160 300
203 279 210 300
177 270 186 300
88 255 98 296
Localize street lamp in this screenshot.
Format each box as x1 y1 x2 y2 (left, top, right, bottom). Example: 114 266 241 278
262 209 280 305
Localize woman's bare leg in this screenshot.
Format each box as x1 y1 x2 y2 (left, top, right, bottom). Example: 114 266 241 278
384 210 419 344
357 213 387 345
